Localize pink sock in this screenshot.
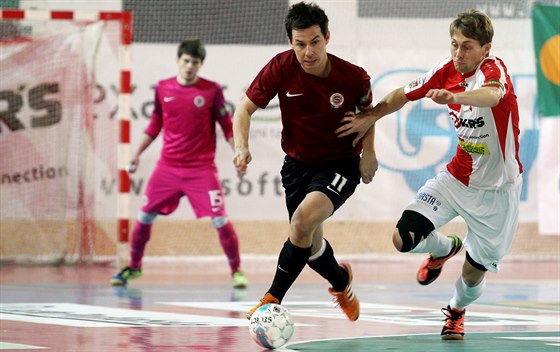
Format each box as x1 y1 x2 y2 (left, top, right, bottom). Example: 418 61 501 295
216 221 241 274
129 221 152 269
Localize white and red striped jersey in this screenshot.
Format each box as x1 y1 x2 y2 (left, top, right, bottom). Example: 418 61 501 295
404 55 523 190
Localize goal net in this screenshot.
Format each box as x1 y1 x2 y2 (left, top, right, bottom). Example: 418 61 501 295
0 10 131 264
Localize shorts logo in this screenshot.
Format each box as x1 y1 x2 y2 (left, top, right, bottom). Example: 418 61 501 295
194 96 205 107
327 173 347 195
415 192 440 211
330 93 344 108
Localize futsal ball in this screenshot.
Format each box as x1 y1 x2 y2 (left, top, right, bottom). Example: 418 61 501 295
249 303 294 349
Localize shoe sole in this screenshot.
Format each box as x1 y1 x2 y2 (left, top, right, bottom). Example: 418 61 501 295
442 334 464 340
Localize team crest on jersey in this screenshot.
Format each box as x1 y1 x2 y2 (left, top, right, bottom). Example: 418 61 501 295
330 93 344 108
407 77 424 91
194 96 205 107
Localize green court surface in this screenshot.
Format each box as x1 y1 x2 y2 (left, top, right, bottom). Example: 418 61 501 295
288 331 560 351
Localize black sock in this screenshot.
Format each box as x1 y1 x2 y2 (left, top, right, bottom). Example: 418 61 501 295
268 239 311 302
307 239 348 292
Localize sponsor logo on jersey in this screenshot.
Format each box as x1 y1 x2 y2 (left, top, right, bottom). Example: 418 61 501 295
330 93 344 108
194 96 205 107
451 113 485 129
458 140 490 155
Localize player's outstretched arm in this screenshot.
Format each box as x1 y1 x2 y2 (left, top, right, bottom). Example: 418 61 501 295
337 87 409 147
233 95 259 174
426 86 501 107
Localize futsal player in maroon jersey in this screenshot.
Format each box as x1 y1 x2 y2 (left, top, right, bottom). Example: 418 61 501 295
234 2 377 321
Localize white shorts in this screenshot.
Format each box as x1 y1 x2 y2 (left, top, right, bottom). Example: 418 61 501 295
405 170 522 273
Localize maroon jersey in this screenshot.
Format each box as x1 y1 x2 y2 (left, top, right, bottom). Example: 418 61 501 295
246 50 372 163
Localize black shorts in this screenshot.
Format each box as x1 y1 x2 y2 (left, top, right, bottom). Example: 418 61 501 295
280 155 361 220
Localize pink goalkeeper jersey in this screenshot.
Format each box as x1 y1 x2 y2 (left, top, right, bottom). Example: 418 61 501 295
404 55 523 190
145 76 233 167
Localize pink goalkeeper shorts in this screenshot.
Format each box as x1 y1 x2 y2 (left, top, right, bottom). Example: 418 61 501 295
141 162 227 218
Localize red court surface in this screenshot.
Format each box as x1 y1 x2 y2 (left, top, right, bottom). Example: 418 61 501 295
1 256 559 351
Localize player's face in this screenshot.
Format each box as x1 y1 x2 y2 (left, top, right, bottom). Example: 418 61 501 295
450 31 491 74
289 25 330 76
177 54 203 85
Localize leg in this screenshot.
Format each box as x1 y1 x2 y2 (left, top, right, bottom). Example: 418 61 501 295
307 225 348 292
212 216 248 288
441 253 487 340
110 211 157 286
212 216 241 274
129 212 157 268
268 191 333 300
111 163 182 286
245 191 332 319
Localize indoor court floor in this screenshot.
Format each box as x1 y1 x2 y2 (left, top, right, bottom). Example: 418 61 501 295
0 256 558 351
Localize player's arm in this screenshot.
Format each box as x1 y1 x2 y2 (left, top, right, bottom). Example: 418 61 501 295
127 133 155 173
233 94 259 173
355 105 376 184
426 86 501 107
337 87 409 147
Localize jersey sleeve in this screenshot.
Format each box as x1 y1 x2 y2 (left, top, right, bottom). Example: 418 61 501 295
245 55 282 109
144 84 163 138
213 84 233 140
480 58 506 98
403 58 448 101
357 67 373 111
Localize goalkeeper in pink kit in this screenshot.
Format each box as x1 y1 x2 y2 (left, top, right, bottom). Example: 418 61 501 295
111 39 248 288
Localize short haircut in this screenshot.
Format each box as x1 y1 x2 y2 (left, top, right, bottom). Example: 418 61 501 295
285 2 329 41
450 9 494 46
177 39 206 61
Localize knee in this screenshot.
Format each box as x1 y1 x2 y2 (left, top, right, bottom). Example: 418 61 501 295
211 216 228 228
289 218 313 246
392 228 404 251
137 212 157 224
394 210 435 252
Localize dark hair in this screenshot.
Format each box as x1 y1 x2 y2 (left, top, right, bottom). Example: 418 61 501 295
450 9 493 46
285 2 329 41
177 39 206 61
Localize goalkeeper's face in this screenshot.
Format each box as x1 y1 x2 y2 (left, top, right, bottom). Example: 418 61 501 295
177 54 203 85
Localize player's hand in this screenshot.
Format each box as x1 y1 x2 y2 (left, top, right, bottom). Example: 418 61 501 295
425 89 456 105
336 111 374 147
359 152 378 184
233 148 252 174
126 159 139 174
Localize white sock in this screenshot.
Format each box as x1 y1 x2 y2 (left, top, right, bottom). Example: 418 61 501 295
410 231 451 257
449 277 486 310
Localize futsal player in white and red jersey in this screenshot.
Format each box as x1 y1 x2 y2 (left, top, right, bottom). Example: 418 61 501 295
111 39 248 289
234 2 377 322
337 9 522 340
